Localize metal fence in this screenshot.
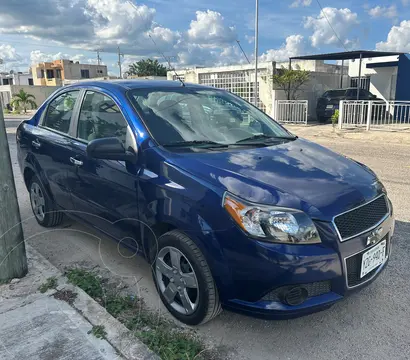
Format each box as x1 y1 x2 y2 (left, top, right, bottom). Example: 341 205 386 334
273 100 308 124
339 100 410 131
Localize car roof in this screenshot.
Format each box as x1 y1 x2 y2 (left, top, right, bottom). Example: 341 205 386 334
64 80 215 92
325 87 369 91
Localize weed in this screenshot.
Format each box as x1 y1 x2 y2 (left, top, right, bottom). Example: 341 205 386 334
38 277 58 293
66 269 104 298
53 289 77 305
88 325 107 339
331 110 339 130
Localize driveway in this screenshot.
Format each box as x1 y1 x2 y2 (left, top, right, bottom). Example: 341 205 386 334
6 119 410 360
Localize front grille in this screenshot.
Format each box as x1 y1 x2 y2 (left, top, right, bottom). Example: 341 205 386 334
261 281 331 302
345 239 388 287
334 195 388 240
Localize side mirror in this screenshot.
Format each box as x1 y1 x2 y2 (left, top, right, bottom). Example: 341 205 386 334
86 137 137 164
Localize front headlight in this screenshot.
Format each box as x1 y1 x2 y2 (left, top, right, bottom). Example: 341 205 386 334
223 193 321 244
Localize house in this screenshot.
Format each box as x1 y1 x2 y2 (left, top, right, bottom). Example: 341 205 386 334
0 72 33 86
31 59 108 86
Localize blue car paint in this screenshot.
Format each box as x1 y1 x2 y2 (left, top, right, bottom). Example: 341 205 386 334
17 80 393 319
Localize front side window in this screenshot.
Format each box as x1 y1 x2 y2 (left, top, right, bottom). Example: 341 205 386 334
42 91 80 134
77 91 129 145
128 88 291 146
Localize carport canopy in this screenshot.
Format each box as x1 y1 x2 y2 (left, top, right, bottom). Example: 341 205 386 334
289 50 405 99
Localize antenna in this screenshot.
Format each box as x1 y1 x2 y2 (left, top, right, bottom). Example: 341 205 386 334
236 40 250 64
147 34 185 86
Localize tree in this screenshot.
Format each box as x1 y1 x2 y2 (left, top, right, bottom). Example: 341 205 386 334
0 107 28 282
271 66 310 100
10 89 37 113
128 59 167 77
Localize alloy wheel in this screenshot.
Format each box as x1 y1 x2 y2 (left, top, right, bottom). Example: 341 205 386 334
155 246 199 315
30 182 45 222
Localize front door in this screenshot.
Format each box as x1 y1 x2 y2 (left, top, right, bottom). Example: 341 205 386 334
30 90 81 211
67 90 141 250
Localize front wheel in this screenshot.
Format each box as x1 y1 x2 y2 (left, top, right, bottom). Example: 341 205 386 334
152 230 222 325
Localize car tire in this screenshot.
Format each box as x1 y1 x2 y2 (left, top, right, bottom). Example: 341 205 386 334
29 175 63 227
152 229 222 325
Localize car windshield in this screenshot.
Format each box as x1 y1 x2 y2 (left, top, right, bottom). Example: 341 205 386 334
128 87 293 146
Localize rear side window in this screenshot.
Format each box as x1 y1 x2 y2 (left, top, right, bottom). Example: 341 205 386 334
77 91 128 145
42 91 80 134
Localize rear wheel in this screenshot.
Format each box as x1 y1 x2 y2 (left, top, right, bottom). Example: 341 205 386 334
29 175 63 227
152 230 222 325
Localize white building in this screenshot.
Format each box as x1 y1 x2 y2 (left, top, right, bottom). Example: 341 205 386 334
168 60 347 119
348 54 405 101
0 72 33 86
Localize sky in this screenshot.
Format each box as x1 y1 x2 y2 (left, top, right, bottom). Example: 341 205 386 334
1 0 410 76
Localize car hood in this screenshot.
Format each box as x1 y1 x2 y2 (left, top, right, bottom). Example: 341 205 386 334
166 138 382 221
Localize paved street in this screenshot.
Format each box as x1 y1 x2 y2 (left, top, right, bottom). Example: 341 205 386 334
6 118 410 360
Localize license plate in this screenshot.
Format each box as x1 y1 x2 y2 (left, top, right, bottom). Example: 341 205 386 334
326 105 334 109
360 240 387 278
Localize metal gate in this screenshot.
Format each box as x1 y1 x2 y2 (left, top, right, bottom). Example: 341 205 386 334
339 100 410 131
273 100 308 124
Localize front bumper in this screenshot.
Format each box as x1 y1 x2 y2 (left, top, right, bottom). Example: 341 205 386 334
219 214 394 319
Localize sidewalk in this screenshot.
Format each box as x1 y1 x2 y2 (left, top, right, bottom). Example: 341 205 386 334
0 246 157 360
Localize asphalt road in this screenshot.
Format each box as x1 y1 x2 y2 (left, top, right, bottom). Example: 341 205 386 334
5 118 410 360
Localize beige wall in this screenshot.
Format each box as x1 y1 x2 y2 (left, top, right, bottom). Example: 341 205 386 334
61 60 107 80
0 85 60 109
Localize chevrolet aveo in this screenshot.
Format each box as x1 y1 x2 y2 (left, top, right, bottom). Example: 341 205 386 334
17 81 395 325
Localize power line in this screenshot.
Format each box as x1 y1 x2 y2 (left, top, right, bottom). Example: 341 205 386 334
236 40 250 64
315 0 349 51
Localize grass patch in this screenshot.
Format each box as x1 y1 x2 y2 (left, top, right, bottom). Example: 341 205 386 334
88 325 107 339
38 277 58 293
65 267 218 360
66 269 104 298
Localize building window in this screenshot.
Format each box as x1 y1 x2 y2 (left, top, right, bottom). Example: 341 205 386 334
2 79 10 85
97 70 103 75
40 69 45 78
350 76 370 91
198 70 266 112
46 69 54 79
28 79 34 85
56 69 62 79
81 69 90 78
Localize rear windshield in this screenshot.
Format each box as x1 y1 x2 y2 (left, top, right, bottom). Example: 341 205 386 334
323 90 346 98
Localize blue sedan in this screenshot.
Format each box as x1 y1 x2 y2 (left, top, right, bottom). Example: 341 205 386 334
16 80 394 325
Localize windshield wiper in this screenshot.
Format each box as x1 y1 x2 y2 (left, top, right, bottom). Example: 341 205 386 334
162 140 228 148
235 134 297 144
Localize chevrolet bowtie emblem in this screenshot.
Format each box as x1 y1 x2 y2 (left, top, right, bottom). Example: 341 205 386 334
366 226 383 246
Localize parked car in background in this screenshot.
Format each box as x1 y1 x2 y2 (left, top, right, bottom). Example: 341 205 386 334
17 81 394 325
316 88 379 122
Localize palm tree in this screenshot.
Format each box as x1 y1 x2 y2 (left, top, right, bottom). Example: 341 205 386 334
10 89 37 113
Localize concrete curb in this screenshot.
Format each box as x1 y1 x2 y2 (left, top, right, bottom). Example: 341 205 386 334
27 245 160 360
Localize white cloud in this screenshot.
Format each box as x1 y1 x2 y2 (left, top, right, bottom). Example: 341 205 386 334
0 44 21 62
304 7 359 48
259 35 308 62
187 10 236 46
376 20 410 51
368 5 397 19
29 50 84 64
402 0 409 6
290 0 312 8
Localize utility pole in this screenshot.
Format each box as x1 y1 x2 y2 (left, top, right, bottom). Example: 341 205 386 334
254 0 259 107
96 49 102 76
117 46 124 78
0 107 27 282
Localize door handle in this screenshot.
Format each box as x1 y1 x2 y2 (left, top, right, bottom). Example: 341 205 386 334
70 157 83 166
32 139 41 149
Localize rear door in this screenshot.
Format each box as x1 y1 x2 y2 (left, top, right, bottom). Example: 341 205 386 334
29 90 81 210
67 90 141 247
